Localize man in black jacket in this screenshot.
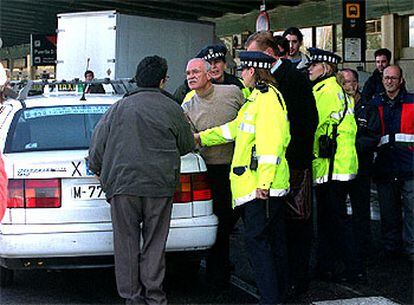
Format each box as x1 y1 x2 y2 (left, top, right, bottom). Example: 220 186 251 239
246 32 318 296
361 48 391 103
89 56 194 305
339 68 381 281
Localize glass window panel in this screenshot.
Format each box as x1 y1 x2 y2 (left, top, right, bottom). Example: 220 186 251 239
316 25 333 51
6 105 110 153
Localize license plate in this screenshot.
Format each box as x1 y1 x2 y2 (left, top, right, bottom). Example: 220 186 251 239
72 184 105 200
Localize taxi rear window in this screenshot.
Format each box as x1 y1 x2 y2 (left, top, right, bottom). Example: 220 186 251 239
5 105 111 153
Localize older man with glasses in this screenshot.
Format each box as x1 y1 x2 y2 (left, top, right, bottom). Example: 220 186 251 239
371 65 414 261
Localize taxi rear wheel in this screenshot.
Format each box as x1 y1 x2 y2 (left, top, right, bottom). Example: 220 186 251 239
0 266 14 287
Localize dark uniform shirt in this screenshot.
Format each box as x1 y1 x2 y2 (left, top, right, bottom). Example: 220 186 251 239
361 69 385 103
271 58 318 169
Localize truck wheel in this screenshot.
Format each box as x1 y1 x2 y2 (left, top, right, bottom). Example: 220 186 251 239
0 266 14 287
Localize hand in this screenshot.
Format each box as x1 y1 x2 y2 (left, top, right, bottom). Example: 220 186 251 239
194 133 201 146
256 188 269 200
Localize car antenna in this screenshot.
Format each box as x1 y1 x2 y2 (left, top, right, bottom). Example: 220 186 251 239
80 58 90 101
16 80 33 107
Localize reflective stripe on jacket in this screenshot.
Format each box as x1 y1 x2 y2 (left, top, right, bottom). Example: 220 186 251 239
200 84 290 208
312 76 358 184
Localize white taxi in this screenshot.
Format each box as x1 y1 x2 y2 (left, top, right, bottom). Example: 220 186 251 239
0 82 217 286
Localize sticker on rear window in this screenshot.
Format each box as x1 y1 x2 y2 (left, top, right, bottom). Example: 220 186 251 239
23 106 110 119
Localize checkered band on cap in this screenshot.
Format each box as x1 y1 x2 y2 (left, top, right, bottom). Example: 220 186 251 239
240 59 272 70
311 53 339 64
204 51 225 60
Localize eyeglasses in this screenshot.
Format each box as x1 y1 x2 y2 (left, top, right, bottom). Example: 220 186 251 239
383 76 400 81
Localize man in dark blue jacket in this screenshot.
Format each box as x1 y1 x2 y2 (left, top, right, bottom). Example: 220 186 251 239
361 48 391 103
371 65 414 261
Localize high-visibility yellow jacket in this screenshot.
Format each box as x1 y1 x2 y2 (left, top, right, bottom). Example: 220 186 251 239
312 76 358 184
200 84 290 208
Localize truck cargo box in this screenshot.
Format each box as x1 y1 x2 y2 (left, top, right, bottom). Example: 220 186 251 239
56 10 215 91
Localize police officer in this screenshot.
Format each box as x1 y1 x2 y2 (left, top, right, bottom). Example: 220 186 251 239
174 44 249 103
308 48 360 282
195 51 290 304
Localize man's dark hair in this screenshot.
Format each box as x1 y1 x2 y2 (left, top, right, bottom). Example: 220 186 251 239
273 35 289 57
84 70 94 78
282 27 304 43
135 55 168 88
341 68 359 82
374 48 392 62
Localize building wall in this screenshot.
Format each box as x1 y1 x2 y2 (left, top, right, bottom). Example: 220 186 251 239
208 0 414 91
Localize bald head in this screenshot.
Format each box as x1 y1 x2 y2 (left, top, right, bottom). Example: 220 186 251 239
382 65 404 99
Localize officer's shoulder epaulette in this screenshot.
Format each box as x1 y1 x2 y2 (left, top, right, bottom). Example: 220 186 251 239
315 83 325 92
255 82 269 93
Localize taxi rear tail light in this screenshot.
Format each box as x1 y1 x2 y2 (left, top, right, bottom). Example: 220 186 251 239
7 180 24 208
173 173 212 203
191 173 212 201
7 179 61 208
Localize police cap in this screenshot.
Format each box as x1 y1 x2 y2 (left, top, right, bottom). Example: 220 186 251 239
196 44 227 62
237 51 276 71
308 47 342 65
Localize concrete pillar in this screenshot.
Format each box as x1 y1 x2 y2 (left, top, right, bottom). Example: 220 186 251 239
381 14 395 63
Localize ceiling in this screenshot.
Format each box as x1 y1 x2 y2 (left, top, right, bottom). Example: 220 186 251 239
0 0 311 47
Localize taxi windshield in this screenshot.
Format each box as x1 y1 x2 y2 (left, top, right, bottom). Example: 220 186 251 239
5 105 110 153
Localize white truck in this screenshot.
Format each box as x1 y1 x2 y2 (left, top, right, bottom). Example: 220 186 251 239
56 10 215 91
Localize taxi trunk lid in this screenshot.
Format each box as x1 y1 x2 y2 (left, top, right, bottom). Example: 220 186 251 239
4 151 210 225
4 150 110 225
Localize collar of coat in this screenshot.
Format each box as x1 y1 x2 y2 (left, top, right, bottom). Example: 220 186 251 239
123 87 175 101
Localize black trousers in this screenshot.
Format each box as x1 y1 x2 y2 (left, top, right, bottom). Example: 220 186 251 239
285 217 312 289
241 197 288 305
110 195 173 305
206 164 241 284
349 174 372 270
285 168 313 290
315 181 360 276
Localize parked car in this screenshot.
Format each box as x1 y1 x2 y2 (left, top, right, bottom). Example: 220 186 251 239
0 81 218 286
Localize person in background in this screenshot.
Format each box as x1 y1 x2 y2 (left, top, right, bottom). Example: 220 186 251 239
308 48 360 283
89 55 194 305
282 27 310 71
195 51 291 304
84 70 105 93
245 31 318 296
174 44 248 103
182 57 244 289
338 68 381 280
361 48 392 103
371 65 414 261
